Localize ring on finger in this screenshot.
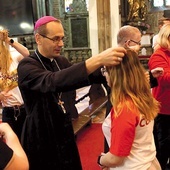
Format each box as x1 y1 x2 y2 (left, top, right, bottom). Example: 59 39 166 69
117 57 121 61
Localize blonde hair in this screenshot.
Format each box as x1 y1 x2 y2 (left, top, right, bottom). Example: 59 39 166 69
0 30 12 75
107 49 160 120
157 23 170 49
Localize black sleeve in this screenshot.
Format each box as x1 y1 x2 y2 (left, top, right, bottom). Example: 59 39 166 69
149 71 158 88
0 139 13 170
18 57 90 92
88 67 106 84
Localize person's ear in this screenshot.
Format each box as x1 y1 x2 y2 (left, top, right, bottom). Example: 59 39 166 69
35 33 42 44
124 40 130 48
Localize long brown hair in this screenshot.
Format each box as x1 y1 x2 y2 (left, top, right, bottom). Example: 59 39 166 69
0 30 12 75
107 49 160 120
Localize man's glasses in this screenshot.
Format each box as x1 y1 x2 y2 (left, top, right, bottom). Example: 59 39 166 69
101 67 107 76
39 34 65 44
129 39 141 45
125 39 141 45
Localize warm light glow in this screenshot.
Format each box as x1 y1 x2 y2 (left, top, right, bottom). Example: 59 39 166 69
165 0 170 6
153 0 163 6
20 22 32 30
0 25 5 30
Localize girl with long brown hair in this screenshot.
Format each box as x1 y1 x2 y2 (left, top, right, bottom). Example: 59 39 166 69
98 49 161 170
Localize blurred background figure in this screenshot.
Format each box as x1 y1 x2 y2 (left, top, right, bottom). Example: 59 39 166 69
149 23 170 170
0 30 29 140
152 10 170 51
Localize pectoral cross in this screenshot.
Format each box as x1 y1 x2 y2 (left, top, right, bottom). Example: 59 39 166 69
58 99 66 114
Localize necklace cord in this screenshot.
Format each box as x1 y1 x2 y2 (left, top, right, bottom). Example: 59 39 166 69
34 51 65 112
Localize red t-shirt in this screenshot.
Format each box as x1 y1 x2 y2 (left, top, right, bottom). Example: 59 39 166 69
102 102 156 170
148 47 170 114
109 105 140 156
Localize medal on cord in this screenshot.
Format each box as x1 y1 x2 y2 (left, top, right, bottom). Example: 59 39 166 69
53 59 66 114
35 51 66 114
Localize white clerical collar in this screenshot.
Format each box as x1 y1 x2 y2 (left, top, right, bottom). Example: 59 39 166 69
50 58 54 62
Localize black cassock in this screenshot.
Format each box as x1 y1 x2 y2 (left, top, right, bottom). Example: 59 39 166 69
17 50 105 170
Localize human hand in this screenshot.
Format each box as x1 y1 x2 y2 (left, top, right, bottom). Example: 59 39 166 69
102 167 109 170
99 153 109 170
151 67 164 78
101 152 106 156
0 92 12 105
98 47 126 66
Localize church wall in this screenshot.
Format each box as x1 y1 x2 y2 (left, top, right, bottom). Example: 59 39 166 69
89 0 120 55
18 0 165 58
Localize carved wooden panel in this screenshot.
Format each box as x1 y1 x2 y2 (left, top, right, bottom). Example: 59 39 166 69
96 0 111 52
71 18 88 47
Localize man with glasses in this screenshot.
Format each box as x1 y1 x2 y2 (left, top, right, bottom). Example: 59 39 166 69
17 16 126 170
118 25 163 86
118 25 141 53
38 33 65 44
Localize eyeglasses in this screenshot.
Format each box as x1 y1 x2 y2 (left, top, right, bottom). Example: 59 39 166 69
125 39 141 45
101 67 107 76
129 39 141 45
39 34 65 44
